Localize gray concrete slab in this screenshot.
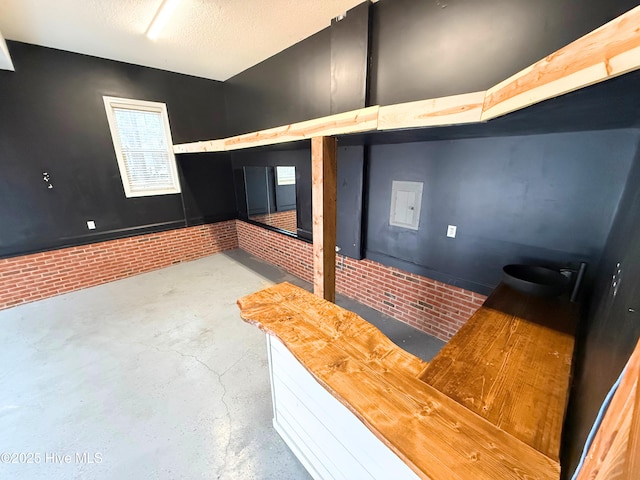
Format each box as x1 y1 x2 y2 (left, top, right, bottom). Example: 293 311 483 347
0 253 308 480
0 249 444 480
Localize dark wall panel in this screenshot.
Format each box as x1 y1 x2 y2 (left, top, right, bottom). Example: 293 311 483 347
337 145 365 259
370 0 639 106
224 29 331 136
330 2 371 114
178 153 236 225
0 42 230 258
366 130 638 293
562 142 640 478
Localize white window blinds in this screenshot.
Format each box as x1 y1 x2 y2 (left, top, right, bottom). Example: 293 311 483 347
103 97 181 197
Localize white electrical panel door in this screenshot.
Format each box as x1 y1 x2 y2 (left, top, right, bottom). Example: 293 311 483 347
390 181 423 230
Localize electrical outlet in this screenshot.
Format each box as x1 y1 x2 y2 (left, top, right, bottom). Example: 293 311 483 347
447 225 457 238
87 220 96 230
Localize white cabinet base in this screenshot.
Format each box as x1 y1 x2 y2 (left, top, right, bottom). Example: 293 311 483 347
266 335 420 480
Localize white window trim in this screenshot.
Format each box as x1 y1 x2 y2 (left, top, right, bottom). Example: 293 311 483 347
103 96 181 198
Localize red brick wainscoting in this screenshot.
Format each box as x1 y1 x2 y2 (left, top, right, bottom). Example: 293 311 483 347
236 221 485 341
236 220 313 283
0 221 237 310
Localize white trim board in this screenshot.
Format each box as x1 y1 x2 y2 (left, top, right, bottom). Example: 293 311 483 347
0 29 15 71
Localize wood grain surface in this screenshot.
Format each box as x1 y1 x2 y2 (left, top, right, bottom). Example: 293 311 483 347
378 91 485 130
173 106 379 153
419 284 577 460
311 136 337 302
238 282 561 480
577 337 640 480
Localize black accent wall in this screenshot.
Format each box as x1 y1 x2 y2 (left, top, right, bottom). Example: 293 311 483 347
337 146 366 259
0 42 233 258
330 2 371 114
224 29 331 136
370 0 639 105
562 141 640 478
366 130 638 294
178 153 236 226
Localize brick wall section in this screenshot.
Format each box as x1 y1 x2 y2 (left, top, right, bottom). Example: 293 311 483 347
236 221 486 341
0 221 237 311
335 255 486 341
236 220 313 283
249 209 297 233
1 218 484 341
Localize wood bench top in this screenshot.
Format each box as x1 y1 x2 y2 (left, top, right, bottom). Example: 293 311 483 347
419 283 578 460
238 282 567 480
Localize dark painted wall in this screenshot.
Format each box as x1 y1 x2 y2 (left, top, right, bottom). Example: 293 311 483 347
179 153 236 226
224 1 373 135
224 29 331 136
366 130 638 294
0 42 233 258
331 2 371 114
337 146 366 259
562 142 640 478
371 0 639 105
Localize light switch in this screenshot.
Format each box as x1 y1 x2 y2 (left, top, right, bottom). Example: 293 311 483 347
87 220 96 230
447 225 457 238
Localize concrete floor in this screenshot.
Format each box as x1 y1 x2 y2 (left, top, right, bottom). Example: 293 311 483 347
0 249 443 480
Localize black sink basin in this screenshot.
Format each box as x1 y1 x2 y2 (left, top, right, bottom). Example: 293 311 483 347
502 264 569 297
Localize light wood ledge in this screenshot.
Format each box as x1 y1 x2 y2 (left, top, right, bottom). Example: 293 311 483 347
377 91 485 130
481 5 640 121
238 281 576 479
175 6 640 154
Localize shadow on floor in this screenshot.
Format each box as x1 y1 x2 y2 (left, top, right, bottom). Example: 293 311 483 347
223 249 445 362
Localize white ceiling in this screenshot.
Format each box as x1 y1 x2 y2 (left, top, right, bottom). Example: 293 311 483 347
0 0 370 81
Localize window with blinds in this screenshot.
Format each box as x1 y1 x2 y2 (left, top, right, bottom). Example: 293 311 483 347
103 96 181 197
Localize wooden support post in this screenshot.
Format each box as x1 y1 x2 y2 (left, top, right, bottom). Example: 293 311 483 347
311 136 337 302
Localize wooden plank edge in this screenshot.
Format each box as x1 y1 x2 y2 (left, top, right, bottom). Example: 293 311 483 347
626 370 640 479
173 139 226 154
173 7 640 152
225 106 379 151
237 283 561 480
577 337 640 479
481 5 640 121
378 91 485 130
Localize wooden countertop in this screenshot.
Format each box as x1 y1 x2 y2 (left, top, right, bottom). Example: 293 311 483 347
238 282 573 480
419 283 578 461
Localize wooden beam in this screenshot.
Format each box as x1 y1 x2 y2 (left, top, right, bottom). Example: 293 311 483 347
173 107 378 154
311 136 337 302
173 139 225 154
378 91 485 130
173 8 640 154
482 5 640 121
